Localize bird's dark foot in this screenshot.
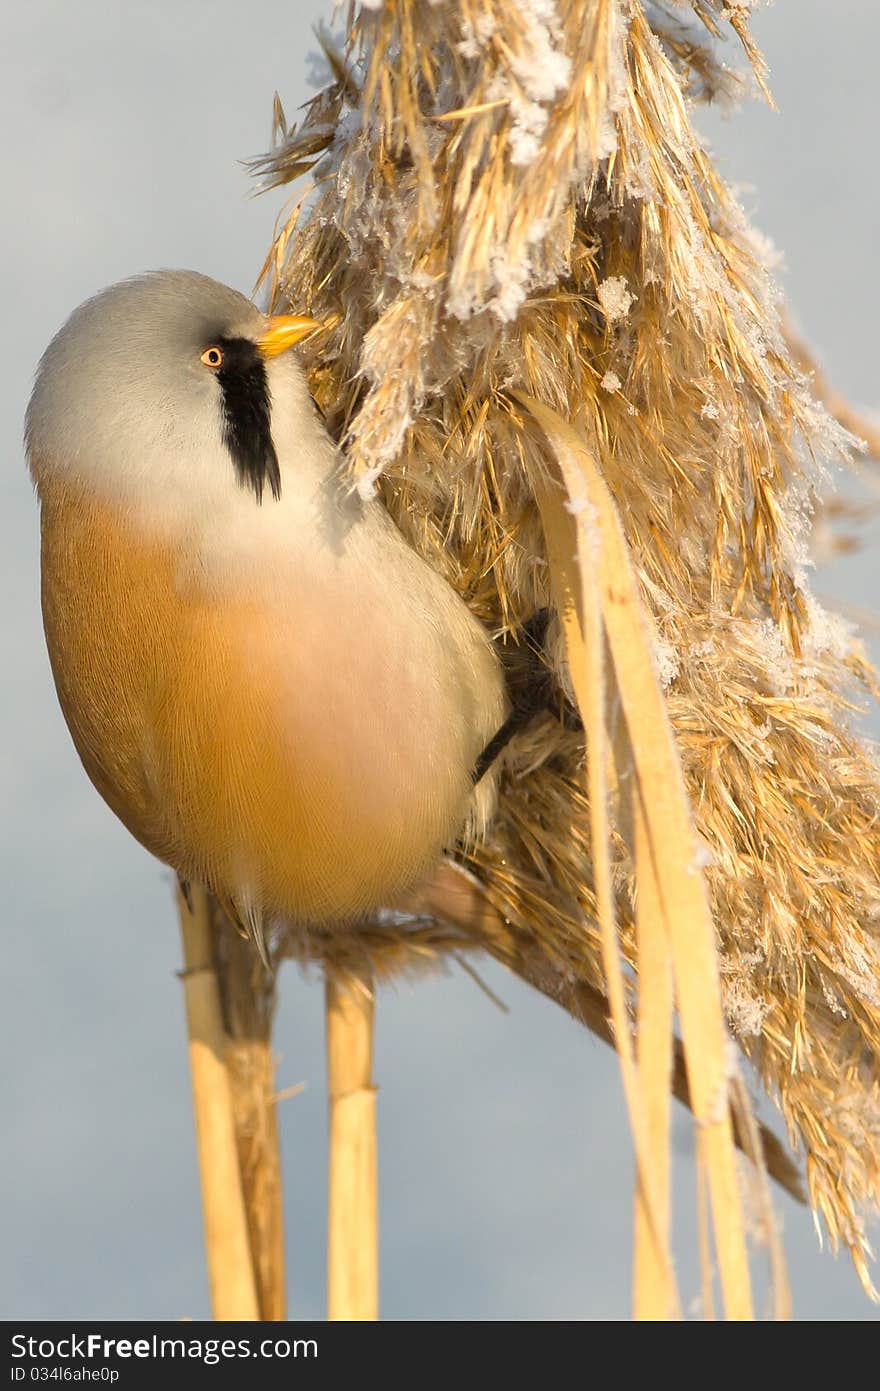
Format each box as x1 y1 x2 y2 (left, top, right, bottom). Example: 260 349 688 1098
473 608 581 783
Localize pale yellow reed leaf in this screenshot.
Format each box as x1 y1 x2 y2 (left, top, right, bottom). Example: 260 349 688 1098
531 468 682 1319
516 391 759 1321
695 1134 717 1321
632 793 676 1319
729 1073 792 1320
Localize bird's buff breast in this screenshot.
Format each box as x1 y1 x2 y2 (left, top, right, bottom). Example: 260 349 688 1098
37 480 477 925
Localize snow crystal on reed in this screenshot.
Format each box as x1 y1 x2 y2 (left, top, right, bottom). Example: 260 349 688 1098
652 635 679 688
465 0 571 168
488 251 532 322
456 12 497 61
723 977 771 1040
506 2 572 121
597 275 634 323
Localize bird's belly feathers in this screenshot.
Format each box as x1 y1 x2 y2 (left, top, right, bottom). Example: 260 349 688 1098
38 482 503 924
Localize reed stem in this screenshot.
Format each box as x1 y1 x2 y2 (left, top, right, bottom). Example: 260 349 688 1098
177 884 260 1321
325 969 378 1321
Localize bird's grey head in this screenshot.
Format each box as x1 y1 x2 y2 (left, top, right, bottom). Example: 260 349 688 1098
25 270 320 518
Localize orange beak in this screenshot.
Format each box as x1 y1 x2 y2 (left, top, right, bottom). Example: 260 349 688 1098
257 313 321 358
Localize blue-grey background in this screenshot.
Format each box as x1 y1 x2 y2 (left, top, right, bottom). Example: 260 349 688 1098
2 2 878 1320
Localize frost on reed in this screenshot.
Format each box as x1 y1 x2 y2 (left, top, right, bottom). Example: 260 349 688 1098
256 1 880 1296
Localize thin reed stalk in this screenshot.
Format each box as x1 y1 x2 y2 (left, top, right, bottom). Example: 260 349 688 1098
176 885 260 1320
211 902 286 1320
325 969 379 1321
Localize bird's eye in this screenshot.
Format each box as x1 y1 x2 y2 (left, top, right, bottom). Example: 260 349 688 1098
200 346 224 369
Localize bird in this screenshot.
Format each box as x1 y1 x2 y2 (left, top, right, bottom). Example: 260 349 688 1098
26 270 509 960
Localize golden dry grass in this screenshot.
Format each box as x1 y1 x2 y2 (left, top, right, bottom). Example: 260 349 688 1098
251 0 880 1310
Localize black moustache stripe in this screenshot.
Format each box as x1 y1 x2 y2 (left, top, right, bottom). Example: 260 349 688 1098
215 336 281 503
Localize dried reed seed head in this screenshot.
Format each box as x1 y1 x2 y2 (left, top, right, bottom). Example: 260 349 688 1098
255 1 880 1289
